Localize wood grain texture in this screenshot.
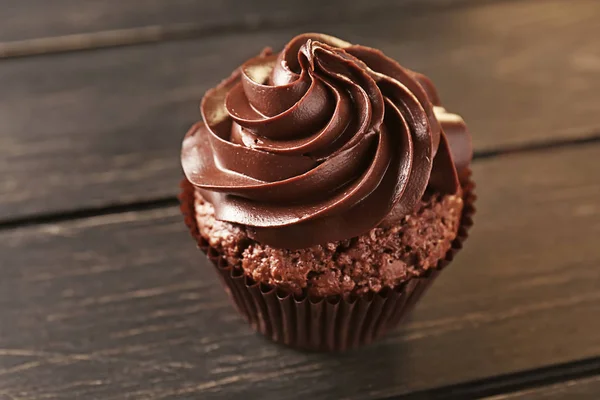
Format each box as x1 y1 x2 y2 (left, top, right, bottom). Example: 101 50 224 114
487 376 600 399
1 144 600 399
0 0 469 43
1 0 600 221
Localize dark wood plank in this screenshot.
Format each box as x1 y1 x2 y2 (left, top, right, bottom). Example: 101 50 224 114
2 0 600 220
1 144 600 399
0 0 462 43
487 376 600 399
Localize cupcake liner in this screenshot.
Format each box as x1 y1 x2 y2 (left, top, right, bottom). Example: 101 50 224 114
179 175 476 352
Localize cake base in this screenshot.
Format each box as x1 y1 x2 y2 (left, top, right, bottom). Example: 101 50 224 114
179 177 476 352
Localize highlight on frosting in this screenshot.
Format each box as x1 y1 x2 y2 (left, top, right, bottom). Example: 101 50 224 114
182 33 471 249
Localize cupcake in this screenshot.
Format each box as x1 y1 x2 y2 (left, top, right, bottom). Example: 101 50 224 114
180 33 475 351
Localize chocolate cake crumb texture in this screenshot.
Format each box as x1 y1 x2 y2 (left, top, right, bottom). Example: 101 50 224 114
194 190 463 297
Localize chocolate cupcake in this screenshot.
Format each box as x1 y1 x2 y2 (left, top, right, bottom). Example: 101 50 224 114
180 33 475 351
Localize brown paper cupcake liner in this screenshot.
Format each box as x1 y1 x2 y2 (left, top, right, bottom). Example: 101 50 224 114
179 174 476 352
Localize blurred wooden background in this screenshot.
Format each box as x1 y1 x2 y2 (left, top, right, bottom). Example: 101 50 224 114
1 0 600 399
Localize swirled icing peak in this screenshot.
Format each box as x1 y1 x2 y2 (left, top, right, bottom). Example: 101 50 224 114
182 33 471 249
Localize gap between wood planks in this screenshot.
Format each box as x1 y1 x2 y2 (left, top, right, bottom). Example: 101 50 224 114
0 0 521 59
388 356 600 400
1 130 599 232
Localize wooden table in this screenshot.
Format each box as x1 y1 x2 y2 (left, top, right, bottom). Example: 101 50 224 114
1 0 599 398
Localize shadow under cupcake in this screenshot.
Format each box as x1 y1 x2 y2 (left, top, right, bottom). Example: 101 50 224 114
179 33 476 352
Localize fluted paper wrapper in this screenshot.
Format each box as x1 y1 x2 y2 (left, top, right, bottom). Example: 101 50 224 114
179 176 475 352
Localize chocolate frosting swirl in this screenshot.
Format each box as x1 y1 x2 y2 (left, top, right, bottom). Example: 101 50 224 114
182 33 472 249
